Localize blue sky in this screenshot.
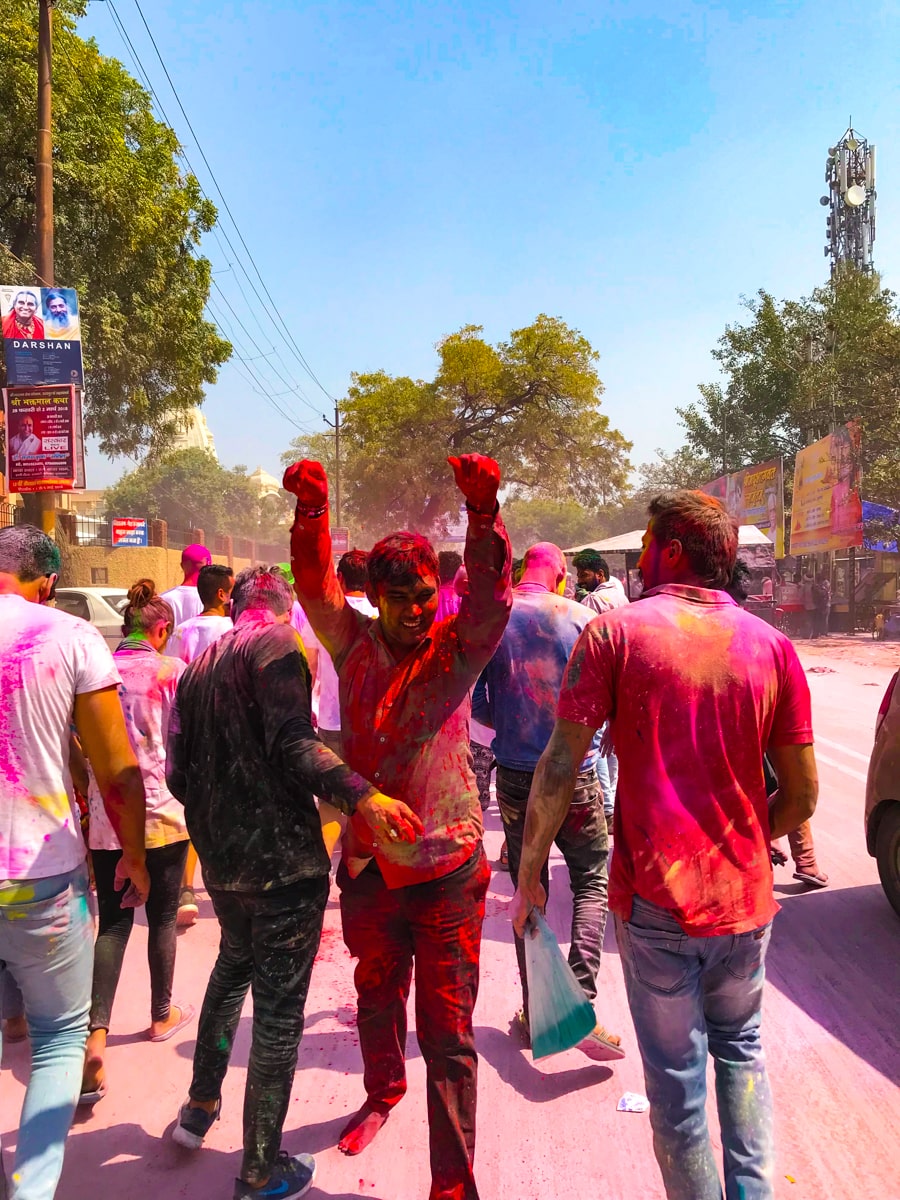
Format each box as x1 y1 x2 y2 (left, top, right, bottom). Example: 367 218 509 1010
81 0 900 490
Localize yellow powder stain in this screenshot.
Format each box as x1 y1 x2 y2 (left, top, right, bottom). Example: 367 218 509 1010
663 860 684 885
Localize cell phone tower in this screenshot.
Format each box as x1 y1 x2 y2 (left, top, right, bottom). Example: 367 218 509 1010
820 123 876 274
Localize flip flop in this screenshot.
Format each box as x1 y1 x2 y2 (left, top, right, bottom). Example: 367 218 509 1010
78 1082 107 1106
793 870 829 889
149 1003 195 1043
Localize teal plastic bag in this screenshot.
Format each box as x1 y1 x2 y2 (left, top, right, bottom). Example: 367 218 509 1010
524 911 596 1060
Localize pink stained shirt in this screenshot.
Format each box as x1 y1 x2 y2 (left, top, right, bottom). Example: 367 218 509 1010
557 583 814 936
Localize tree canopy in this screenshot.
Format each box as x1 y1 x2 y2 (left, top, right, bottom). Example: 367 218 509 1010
0 0 230 456
282 315 631 542
103 449 291 543
677 268 900 510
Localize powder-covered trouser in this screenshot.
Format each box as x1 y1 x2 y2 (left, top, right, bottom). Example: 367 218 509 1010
772 821 818 873
0 865 93 1200
90 840 189 1029
616 896 775 1200
497 765 608 1011
470 743 494 811
594 734 619 820
189 875 329 1184
338 846 490 1200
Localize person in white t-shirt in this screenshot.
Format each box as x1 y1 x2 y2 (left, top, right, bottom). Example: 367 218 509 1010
302 550 377 855
0 526 148 1200
165 564 235 928
161 543 211 627
166 564 235 665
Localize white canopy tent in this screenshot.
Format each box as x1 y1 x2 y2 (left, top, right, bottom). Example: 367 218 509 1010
562 525 774 555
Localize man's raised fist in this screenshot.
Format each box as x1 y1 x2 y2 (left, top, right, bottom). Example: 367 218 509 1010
282 460 329 510
447 454 501 515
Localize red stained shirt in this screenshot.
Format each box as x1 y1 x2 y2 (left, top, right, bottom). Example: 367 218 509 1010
291 507 512 888
557 583 813 935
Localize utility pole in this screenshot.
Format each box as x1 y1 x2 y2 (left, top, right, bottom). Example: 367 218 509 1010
25 0 57 535
323 403 341 528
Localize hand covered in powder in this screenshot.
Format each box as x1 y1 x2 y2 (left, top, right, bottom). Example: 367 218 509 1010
115 854 150 907
282 460 329 510
356 790 425 847
510 879 547 940
447 453 501 515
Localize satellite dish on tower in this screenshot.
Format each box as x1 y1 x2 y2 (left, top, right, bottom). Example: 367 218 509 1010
845 184 866 207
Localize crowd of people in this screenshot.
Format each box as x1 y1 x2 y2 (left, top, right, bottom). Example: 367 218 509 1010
0 453 824 1200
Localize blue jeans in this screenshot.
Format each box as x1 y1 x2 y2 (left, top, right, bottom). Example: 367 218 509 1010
615 897 774 1200
595 740 618 820
0 866 93 1200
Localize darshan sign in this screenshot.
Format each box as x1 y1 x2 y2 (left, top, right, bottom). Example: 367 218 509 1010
1 284 84 388
3 385 77 493
701 457 785 557
790 422 863 554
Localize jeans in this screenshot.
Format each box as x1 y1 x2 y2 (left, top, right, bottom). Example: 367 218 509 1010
189 875 329 1184
0 866 93 1200
615 896 775 1200
497 765 608 1011
470 743 494 812
338 845 490 1200
90 841 189 1029
595 741 619 821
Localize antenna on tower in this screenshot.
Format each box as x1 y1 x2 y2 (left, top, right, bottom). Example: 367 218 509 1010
820 124 877 275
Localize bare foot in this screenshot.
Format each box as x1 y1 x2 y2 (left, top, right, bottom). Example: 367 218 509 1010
150 1004 187 1040
82 1029 107 1094
338 1103 390 1155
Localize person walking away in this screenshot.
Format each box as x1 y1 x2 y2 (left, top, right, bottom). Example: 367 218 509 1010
512 492 818 1200
284 454 512 1200
80 581 194 1105
164 564 236 927
161 543 211 627
474 542 623 1061
812 572 831 639
434 550 463 622
302 551 377 856
167 567 420 1200
0 526 148 1200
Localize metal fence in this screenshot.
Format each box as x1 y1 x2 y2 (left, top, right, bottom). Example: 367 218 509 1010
0 501 18 530
73 515 112 546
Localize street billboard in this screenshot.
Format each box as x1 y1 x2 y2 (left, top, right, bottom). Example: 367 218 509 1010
790 422 863 554
701 457 785 557
1 285 84 387
112 518 149 547
3 385 77 493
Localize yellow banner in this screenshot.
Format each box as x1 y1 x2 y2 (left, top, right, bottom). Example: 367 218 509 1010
790 423 863 554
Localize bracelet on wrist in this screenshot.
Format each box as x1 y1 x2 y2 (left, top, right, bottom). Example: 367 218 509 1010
294 501 328 519
465 500 498 517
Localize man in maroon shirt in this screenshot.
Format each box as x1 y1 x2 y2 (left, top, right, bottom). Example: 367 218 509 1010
511 491 818 1200
284 454 512 1200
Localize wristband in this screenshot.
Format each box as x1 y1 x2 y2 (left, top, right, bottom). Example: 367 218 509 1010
294 502 328 520
465 500 499 518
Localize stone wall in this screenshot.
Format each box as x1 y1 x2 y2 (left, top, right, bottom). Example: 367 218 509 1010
64 546 253 590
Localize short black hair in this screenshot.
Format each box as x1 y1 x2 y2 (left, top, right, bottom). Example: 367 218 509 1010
724 560 752 605
0 525 61 582
571 549 607 576
368 532 439 590
437 550 462 584
230 566 293 619
337 549 369 592
198 563 234 608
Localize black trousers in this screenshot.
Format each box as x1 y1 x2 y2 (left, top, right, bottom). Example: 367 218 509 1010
189 874 329 1184
90 840 189 1029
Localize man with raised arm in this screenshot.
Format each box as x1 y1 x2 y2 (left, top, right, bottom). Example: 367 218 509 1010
284 454 512 1200
512 491 818 1200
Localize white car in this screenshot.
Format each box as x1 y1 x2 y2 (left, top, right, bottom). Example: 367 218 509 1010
54 587 129 649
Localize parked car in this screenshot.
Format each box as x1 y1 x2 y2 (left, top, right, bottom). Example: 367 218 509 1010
54 587 129 650
865 670 900 918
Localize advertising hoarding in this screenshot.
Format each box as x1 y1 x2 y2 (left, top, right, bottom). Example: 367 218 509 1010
790 422 863 554
701 457 785 557
3 385 77 493
1 285 84 388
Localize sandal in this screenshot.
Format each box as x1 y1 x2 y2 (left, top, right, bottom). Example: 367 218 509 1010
498 841 509 871
78 1082 107 1106
793 869 828 889
149 1002 195 1043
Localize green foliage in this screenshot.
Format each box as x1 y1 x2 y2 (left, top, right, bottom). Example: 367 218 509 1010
501 497 604 555
0 1 231 455
284 316 631 541
678 269 900 508
635 446 718 497
103 449 291 542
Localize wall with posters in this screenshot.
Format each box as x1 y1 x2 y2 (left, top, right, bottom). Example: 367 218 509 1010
700 457 785 557
790 422 863 555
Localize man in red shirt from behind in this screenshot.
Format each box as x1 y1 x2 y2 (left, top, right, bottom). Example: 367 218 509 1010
284 454 512 1200
512 491 818 1200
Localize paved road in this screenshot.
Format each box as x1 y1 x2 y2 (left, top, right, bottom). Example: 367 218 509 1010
2 638 898 1200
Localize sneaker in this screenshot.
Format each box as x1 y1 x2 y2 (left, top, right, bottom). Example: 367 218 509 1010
176 887 199 928
510 1009 531 1048
577 1024 626 1062
232 1152 316 1199
172 1097 221 1149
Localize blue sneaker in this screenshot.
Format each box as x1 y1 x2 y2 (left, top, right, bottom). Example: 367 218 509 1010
232 1153 316 1199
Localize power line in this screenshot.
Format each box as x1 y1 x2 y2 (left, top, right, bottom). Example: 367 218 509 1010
128 0 335 402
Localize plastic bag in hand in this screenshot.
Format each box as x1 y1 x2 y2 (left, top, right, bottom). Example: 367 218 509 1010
524 911 596 1060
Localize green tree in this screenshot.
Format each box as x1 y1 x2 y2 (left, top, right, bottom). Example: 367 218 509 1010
283 316 631 540
677 269 900 509
103 449 289 543
0 0 231 456
501 497 604 555
635 446 718 497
